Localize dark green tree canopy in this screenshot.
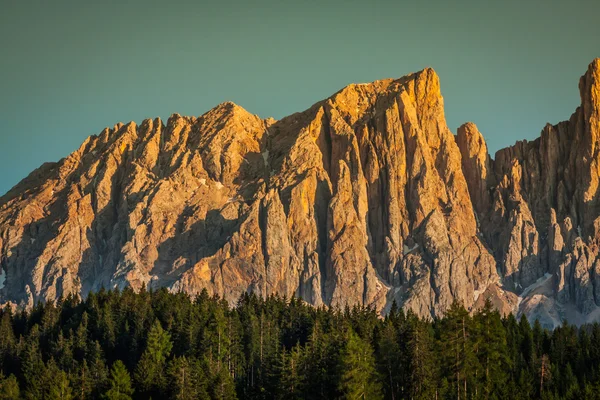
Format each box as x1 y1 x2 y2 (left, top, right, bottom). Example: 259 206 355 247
0 288 597 399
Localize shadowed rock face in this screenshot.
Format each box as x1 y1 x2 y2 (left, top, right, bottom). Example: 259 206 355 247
1 60 600 327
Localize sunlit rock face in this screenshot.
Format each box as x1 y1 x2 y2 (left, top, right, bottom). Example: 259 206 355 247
2 59 600 328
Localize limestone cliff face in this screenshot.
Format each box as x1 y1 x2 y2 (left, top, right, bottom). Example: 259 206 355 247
457 59 600 327
1 60 600 326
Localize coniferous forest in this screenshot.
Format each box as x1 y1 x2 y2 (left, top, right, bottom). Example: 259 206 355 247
0 288 599 399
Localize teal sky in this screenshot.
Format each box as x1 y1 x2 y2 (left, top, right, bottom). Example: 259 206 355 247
1 0 599 196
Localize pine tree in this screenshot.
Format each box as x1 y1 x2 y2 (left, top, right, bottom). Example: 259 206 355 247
303 320 338 399
99 305 117 352
52 329 75 372
577 328 591 381
205 302 231 373
104 360 134 400
239 303 259 391
582 379 600 400
519 314 534 369
166 356 208 400
277 343 304 399
515 369 536 400
88 340 109 397
210 365 237 400
339 330 382 399
73 360 93 400
74 312 89 362
474 300 509 399
407 315 436 400
503 312 522 382
21 325 45 400
590 323 600 382
376 321 402 400
0 310 16 372
440 301 478 400
0 373 19 400
532 319 544 356
135 319 173 395
44 359 74 400
562 363 579 399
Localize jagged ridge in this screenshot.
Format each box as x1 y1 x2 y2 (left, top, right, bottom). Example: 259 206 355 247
1 59 600 328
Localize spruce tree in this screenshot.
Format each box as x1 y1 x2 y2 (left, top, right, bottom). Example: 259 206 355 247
74 312 89 362
562 363 579 399
44 359 74 400
407 315 436 400
303 320 338 399
210 365 237 400
104 360 134 400
88 340 109 397
590 323 600 381
339 330 382 400
440 301 478 400
73 360 93 400
166 356 208 400
0 310 15 372
519 314 534 369
277 343 304 399
135 319 173 395
474 300 509 399
21 325 45 400
515 369 536 400
376 321 402 400
0 373 19 400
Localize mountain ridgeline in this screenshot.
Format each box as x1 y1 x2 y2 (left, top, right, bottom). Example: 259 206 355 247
2 59 600 328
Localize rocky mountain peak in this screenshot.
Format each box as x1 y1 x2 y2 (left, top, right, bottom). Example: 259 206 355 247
457 122 494 216
3 60 600 328
580 57 600 97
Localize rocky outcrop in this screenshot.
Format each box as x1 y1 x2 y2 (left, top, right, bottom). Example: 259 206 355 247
456 59 600 327
456 122 494 216
2 59 600 327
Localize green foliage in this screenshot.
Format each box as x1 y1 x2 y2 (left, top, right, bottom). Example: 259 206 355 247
104 360 134 400
21 325 45 400
166 356 208 400
407 314 436 399
0 374 19 400
210 365 237 400
339 329 382 399
474 300 510 399
376 320 403 399
0 289 599 399
134 319 173 395
45 358 74 400
440 300 479 400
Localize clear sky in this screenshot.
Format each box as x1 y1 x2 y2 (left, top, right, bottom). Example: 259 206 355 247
1 0 599 196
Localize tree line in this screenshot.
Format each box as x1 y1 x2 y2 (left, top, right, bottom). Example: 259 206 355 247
0 287 599 399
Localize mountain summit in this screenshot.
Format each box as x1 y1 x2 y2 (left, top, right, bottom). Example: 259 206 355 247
2 61 600 328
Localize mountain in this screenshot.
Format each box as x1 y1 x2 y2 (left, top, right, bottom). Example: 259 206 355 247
1 59 599 328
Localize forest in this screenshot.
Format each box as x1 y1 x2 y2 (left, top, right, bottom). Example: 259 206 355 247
0 287 599 399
